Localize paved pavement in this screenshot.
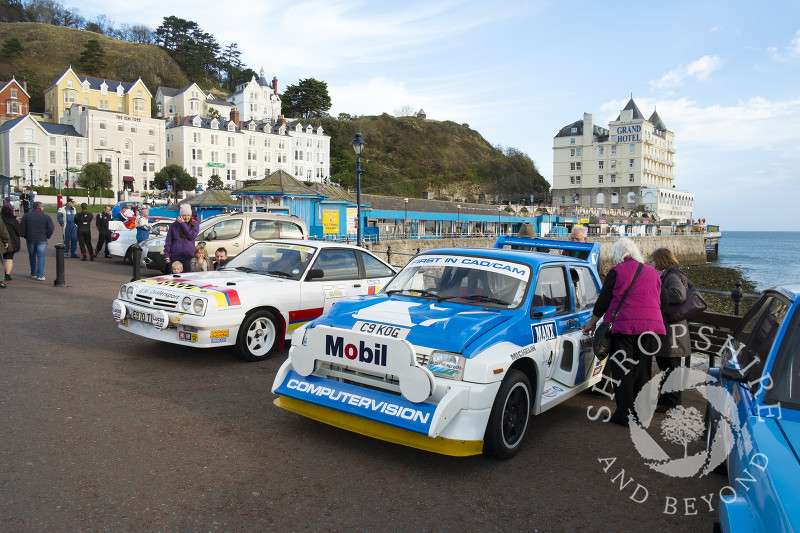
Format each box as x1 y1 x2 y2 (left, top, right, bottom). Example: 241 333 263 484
0 219 728 531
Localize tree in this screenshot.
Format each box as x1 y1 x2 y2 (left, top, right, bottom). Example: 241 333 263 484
77 162 112 204
0 0 25 22
153 164 196 194
1 37 23 61
661 406 705 457
281 78 331 119
79 39 106 74
394 105 416 117
207 174 223 189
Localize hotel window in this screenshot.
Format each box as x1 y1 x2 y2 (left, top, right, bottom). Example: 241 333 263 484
228 137 235 147
142 159 147 171
148 144 155 152
610 174 616 183
99 137 107 147
130 125 137 133
576 148 581 156
50 151 56 164
629 159 634 168
148 161 155 172
598 175 604 184
570 149 575 157
75 153 83 165
193 132 201 143
168 104 176 114
118 122 124 131
611 193 619 204
611 145 616 155
575 176 581 184
124 141 131 150
629 173 635 182
570 176 575 185
611 161 616 169
117 102 123 112
149 128 155 136
599 146 604 155
166 149 170 158
192 148 203 160
211 134 218 145
124 159 131 171
598 161 604 169
227 153 237 164
99 120 106 129
575 162 581 170
226 169 237 180
211 151 218 162
630 144 635 153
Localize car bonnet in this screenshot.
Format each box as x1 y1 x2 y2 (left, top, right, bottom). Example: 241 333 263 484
313 294 515 355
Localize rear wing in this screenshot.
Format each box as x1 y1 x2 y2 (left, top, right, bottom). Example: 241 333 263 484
493 236 601 267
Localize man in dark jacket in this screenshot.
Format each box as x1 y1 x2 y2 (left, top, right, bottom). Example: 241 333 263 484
75 203 94 261
20 202 54 281
95 205 113 258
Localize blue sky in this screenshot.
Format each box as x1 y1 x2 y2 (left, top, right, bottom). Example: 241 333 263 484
79 0 800 231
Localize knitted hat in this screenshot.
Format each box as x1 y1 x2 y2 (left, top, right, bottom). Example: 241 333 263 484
179 204 191 216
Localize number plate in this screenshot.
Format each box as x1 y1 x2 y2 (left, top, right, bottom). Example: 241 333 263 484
353 321 410 340
130 309 153 323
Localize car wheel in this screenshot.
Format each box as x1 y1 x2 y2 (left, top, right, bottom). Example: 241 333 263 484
235 310 279 362
704 402 728 475
122 246 133 265
483 369 532 459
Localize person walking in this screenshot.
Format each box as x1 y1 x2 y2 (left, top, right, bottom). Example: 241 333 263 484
20 201 54 281
95 205 113 258
0 214 10 288
649 248 691 412
135 207 152 244
57 197 79 258
20 194 29 214
75 203 94 261
163 203 199 273
582 237 666 427
2 203 26 282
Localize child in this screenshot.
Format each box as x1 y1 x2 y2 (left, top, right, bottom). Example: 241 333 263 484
190 243 213 272
171 261 184 275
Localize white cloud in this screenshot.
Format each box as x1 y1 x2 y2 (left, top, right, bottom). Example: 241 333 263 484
651 55 723 88
767 29 800 62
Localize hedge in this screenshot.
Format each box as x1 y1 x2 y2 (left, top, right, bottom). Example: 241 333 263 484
29 187 114 198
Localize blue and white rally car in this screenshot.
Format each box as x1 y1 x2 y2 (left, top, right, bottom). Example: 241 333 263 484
272 237 607 458
707 286 800 532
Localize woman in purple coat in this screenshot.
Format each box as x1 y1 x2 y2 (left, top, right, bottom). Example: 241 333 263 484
163 204 199 273
582 238 667 427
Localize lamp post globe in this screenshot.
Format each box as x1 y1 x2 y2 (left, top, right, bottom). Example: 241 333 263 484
350 133 366 247
28 161 33 189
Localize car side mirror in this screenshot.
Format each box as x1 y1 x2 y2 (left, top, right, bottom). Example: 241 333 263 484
305 268 324 281
720 366 750 384
206 231 216 241
532 305 557 319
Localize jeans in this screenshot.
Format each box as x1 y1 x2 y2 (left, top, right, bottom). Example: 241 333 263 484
27 240 47 278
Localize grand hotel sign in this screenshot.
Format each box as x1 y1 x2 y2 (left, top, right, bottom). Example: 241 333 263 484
615 125 641 142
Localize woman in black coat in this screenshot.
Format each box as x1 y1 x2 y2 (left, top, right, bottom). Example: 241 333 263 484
2 203 26 282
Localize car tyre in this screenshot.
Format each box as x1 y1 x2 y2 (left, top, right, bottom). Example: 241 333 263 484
235 310 279 362
483 369 532 459
704 402 728 475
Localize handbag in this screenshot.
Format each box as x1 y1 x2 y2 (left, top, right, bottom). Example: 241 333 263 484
593 263 643 360
666 276 707 322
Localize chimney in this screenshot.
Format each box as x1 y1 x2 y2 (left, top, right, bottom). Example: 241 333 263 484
174 113 180 125
276 115 286 127
273 77 278 96
230 108 240 126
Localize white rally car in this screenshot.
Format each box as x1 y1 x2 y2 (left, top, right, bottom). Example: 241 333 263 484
272 237 607 458
111 240 397 361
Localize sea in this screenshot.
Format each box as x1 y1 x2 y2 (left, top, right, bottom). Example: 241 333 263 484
713 231 800 291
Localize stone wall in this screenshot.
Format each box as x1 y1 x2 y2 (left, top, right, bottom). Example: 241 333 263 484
365 235 709 274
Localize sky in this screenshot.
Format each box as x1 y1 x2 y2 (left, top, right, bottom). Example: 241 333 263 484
76 0 800 231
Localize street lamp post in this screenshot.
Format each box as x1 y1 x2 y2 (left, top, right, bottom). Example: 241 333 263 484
498 205 502 235
28 161 33 189
115 150 122 201
456 204 461 236
350 133 366 247
403 198 408 237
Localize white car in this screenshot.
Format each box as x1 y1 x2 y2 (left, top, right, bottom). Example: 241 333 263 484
107 217 173 262
111 240 398 361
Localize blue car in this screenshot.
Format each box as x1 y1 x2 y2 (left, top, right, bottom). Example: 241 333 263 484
708 286 800 532
272 237 606 458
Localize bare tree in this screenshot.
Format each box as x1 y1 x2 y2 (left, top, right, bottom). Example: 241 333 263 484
394 104 416 117
661 406 705 457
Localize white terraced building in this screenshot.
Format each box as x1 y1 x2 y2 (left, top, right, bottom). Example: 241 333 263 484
551 98 693 222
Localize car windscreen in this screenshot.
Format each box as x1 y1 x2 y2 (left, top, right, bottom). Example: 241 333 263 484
223 243 314 280
764 307 800 411
383 254 531 309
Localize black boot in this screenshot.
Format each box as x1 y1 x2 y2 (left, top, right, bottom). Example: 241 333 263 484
81 254 87 261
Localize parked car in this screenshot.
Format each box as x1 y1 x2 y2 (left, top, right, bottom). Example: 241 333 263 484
138 211 308 272
707 286 800 532
111 240 398 361
107 216 174 263
5 193 20 213
272 237 605 458
147 196 169 206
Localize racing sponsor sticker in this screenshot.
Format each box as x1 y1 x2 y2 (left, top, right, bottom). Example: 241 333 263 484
178 331 198 342
407 254 531 281
111 299 127 322
210 329 229 338
531 320 557 343
353 321 410 340
276 370 436 435
151 310 169 330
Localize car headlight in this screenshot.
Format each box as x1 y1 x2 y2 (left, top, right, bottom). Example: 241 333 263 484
428 351 466 380
192 298 205 314
181 296 192 311
119 285 127 299
125 285 136 299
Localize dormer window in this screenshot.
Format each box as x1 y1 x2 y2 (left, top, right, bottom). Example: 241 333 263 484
82 80 89 91
100 82 108 95
210 119 219 129
249 123 255 131
228 123 235 131
116 85 123 96
192 117 201 127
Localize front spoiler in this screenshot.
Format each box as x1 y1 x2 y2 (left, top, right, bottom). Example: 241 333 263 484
273 395 484 457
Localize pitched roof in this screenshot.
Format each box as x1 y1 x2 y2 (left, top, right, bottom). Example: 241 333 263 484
616 98 644 120
648 109 668 131
38 122 82 137
235 170 322 196
310 182 355 203
182 189 239 207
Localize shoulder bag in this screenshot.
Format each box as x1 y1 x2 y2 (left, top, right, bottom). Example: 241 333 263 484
666 272 707 323
593 263 643 360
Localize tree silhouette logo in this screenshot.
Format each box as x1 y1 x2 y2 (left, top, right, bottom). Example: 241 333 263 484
628 368 739 478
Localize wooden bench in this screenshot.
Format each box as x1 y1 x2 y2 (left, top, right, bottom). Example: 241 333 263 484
688 310 741 367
